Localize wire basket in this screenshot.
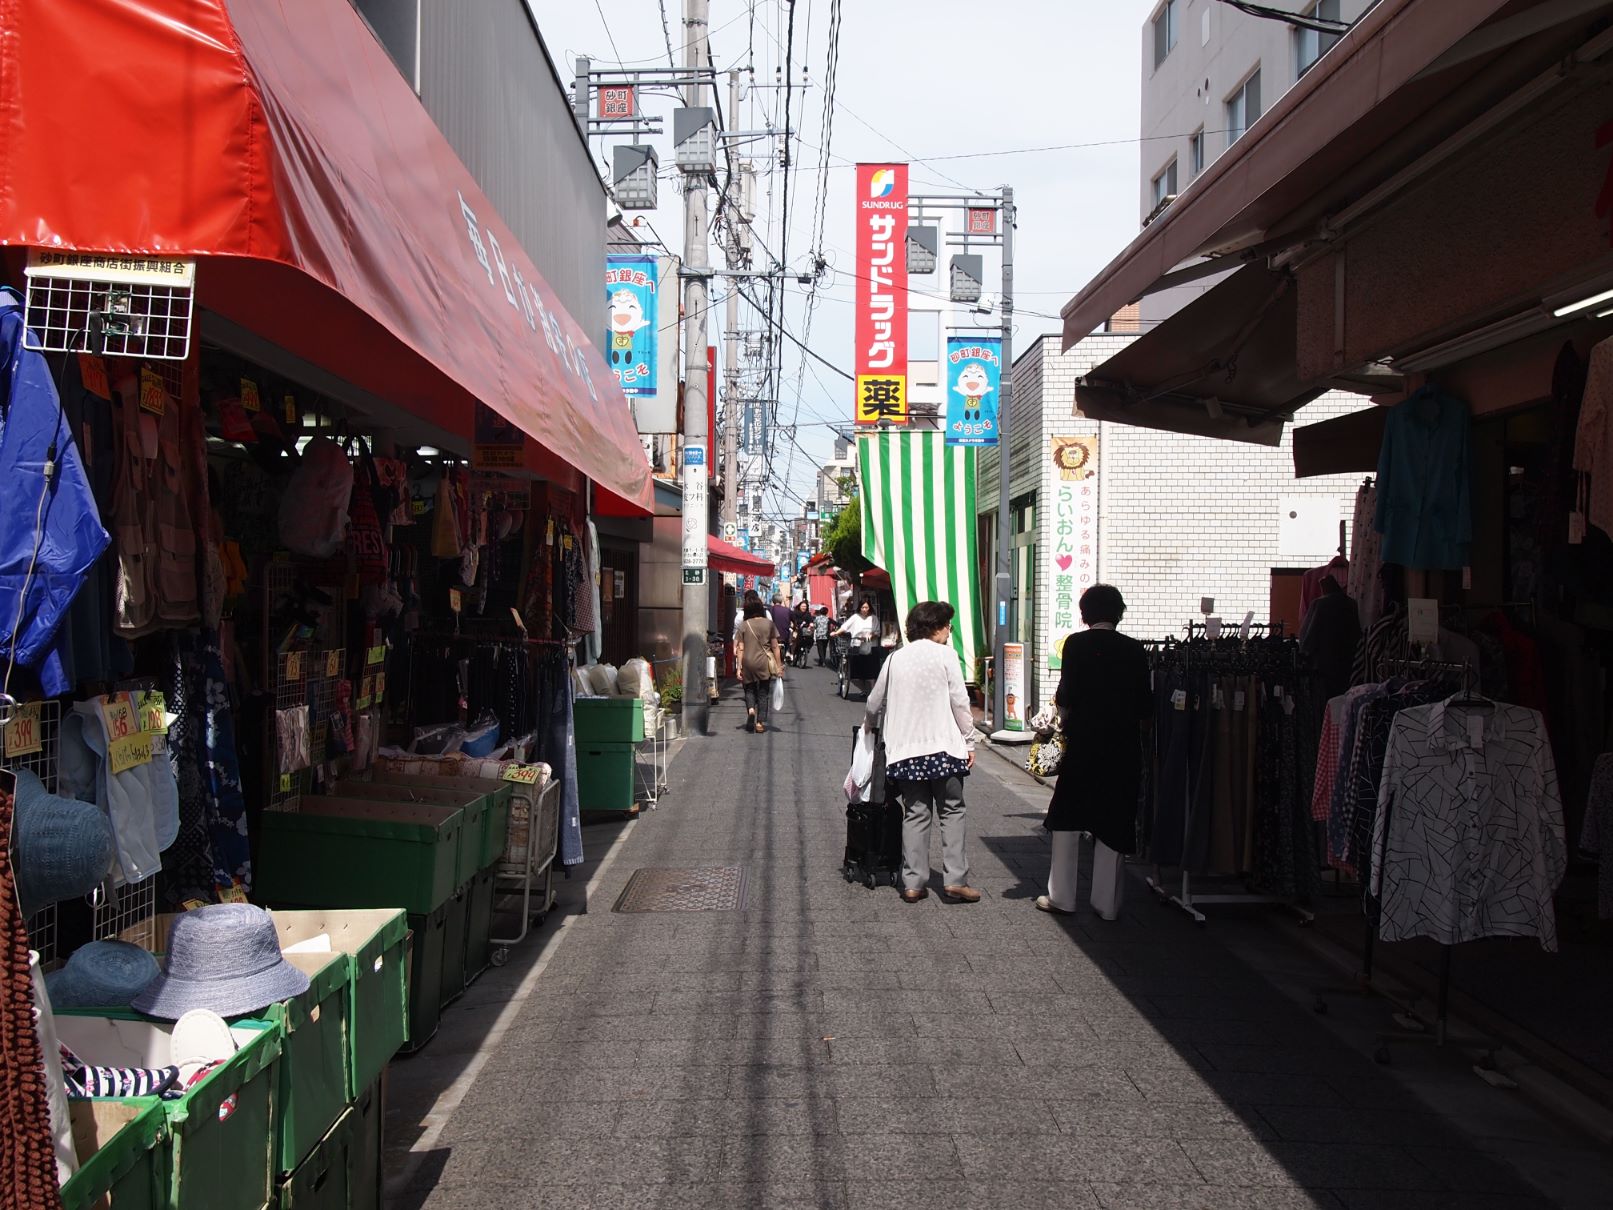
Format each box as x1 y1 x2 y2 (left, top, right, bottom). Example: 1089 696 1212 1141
23 250 194 360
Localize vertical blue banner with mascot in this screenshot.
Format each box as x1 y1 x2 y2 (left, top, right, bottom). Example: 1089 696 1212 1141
605 255 658 396
945 336 1002 446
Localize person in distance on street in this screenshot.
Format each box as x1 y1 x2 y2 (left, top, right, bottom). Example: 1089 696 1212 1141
736 596 784 734
813 606 832 665
865 600 981 904
1038 584 1151 921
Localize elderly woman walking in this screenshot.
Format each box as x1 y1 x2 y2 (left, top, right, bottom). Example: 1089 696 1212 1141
735 596 783 734
864 601 981 903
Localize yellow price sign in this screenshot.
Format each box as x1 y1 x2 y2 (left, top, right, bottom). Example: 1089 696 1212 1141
135 690 167 735
100 693 137 742
286 651 303 681
108 731 154 776
356 676 373 710
448 588 463 614
501 765 542 785
322 650 339 679
138 367 168 416
240 378 261 413
221 884 249 904
279 773 292 793
374 671 386 702
366 645 386 667
283 394 297 425
3 702 42 758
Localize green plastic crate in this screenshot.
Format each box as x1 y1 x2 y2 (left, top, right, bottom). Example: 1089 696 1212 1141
348 1079 383 1210
55 1014 282 1210
400 906 447 1053
329 782 486 886
275 1109 351 1210
465 868 495 985
574 696 646 743
439 883 469 1010
267 952 349 1176
368 772 514 871
271 909 409 1097
257 797 463 914
576 742 637 811
61 1099 168 1210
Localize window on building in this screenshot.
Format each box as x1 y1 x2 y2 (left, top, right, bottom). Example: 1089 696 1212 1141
1152 0 1179 69
1295 0 1342 77
1226 68 1262 145
1189 128 1205 178
1151 158 1179 209
908 311 939 363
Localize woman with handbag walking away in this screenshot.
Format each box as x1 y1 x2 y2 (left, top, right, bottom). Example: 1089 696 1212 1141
1039 584 1152 920
736 597 784 734
864 601 981 903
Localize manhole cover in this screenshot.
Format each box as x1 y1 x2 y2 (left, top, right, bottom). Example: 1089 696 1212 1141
614 866 749 913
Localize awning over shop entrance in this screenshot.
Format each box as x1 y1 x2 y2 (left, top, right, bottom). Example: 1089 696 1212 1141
0 0 653 509
707 537 775 577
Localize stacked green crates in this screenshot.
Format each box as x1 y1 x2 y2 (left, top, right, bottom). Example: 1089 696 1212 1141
60 1099 169 1210
276 1109 352 1210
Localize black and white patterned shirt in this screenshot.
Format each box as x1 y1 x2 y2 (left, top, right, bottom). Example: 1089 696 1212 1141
1372 698 1566 950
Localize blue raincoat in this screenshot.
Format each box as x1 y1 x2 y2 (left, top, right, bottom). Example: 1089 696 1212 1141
0 290 110 694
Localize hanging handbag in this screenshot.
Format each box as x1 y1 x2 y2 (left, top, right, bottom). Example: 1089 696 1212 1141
1026 732 1065 778
345 440 389 584
430 471 461 558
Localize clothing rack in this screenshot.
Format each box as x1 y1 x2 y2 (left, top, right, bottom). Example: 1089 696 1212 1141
1144 622 1314 926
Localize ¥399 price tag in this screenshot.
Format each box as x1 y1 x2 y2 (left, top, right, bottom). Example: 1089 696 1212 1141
2 703 42 757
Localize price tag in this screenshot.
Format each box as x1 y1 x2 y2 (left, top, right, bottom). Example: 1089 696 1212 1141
135 690 167 735
1171 689 1188 712
366 645 386 667
1212 685 1225 711
3 703 42 757
1205 617 1222 640
283 394 297 425
325 650 341 679
279 773 292 793
510 607 528 636
448 588 463 614
374 671 386 702
1467 715 1484 749
221 883 249 904
100 694 137 741
502 765 542 785
240 378 261 413
1239 611 1254 641
1234 690 1247 712
286 651 304 681
562 534 574 552
1273 684 1284 700
545 519 555 547
78 355 111 400
357 677 373 709
108 731 154 775
1407 598 1439 645
138 368 167 416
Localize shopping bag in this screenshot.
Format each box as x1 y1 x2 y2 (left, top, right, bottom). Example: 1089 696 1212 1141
770 676 784 714
1026 732 1065 778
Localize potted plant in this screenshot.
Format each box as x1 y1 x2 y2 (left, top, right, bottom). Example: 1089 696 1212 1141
656 665 684 740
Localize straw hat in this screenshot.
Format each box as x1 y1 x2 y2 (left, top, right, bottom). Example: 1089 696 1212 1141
131 904 308 1020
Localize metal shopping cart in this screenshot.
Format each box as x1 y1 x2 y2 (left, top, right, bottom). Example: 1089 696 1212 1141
837 636 888 700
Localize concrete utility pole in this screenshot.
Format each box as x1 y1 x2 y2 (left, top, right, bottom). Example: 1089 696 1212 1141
992 185 1017 736
680 0 712 736
720 69 741 537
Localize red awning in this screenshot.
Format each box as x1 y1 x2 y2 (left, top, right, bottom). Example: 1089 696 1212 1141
707 537 775 577
0 0 652 509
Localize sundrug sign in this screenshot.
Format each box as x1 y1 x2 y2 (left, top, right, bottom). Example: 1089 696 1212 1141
854 164 908 425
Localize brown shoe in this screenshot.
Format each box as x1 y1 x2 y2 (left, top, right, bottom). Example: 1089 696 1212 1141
899 888 928 904
942 885 981 903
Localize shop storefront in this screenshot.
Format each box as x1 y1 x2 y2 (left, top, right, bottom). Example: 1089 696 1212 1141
0 1 657 1205
1058 0 1613 1113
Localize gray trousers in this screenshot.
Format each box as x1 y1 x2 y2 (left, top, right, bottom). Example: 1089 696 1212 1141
743 679 772 725
899 776 968 891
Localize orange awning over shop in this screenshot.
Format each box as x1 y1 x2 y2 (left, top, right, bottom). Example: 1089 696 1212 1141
0 0 653 510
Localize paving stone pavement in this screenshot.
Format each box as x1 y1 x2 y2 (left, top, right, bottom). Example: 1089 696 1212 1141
386 664 1613 1210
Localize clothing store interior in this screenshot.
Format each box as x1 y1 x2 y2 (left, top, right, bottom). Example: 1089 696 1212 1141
1124 335 1613 1120
0 285 650 1209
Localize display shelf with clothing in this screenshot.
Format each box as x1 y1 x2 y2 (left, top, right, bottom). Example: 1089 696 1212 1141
1141 623 1323 924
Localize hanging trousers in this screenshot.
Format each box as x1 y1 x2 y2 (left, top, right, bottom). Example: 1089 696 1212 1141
1046 831 1127 920
899 776 968 891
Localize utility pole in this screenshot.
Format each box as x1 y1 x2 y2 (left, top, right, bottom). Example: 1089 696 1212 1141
679 0 712 736
721 68 741 539
992 185 1016 736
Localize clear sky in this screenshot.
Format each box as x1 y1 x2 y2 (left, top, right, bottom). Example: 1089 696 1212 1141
527 0 1156 516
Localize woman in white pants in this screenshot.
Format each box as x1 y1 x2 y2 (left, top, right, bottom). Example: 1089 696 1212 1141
1039 584 1152 920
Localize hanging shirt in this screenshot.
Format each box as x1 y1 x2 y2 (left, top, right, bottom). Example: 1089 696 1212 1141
1374 388 1473 571
1574 335 1613 539
1580 754 1612 920
1372 699 1565 950
1347 482 1383 626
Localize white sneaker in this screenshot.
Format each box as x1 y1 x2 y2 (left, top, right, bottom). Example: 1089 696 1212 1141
1034 895 1076 916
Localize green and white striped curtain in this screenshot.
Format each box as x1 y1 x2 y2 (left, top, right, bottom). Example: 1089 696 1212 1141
858 430 985 681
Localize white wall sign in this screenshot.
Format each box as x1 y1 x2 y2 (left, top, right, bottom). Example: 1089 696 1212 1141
681 443 709 570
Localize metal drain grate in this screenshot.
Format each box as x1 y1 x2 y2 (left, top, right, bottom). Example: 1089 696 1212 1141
613 866 748 913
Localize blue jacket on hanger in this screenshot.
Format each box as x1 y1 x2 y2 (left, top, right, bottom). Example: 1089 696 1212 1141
0 289 110 694
1374 386 1472 571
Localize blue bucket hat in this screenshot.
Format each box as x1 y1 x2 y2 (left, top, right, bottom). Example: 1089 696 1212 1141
45 941 161 1010
131 904 309 1020
12 768 114 916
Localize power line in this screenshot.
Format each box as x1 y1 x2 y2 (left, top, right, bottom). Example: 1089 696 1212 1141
589 0 626 67
656 0 677 67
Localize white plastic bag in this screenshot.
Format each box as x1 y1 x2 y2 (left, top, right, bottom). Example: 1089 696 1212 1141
278 435 352 558
771 676 784 714
845 723 877 802
617 658 651 698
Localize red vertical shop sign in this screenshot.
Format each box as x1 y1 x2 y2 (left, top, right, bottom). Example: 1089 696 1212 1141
853 164 909 425
707 346 717 453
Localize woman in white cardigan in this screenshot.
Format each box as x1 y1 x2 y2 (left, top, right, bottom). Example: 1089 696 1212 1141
863 600 981 903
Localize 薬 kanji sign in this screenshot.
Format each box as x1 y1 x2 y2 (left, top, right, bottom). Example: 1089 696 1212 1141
854 163 908 425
